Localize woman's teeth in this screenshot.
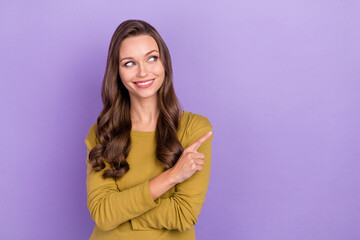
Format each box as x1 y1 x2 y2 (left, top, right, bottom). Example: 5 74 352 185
136 80 153 85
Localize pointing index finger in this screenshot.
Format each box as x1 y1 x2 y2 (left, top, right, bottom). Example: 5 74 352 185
188 131 213 151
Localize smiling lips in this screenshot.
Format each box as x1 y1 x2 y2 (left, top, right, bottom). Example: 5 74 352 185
133 78 155 88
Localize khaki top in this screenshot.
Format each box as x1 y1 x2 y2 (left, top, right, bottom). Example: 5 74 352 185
85 110 214 240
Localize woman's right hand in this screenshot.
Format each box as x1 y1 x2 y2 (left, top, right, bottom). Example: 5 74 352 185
169 131 213 184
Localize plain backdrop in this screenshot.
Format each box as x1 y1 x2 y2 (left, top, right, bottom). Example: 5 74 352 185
1 0 359 239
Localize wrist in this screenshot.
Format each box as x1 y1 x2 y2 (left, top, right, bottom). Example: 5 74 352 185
149 167 179 200
165 168 179 186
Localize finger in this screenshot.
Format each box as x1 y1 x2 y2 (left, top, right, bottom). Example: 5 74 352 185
192 152 205 159
188 131 213 151
194 159 204 166
193 150 206 160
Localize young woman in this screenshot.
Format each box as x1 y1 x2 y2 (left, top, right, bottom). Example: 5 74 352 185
85 19 214 240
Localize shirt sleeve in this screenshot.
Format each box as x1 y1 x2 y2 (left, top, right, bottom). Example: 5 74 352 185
85 123 160 232
130 114 214 232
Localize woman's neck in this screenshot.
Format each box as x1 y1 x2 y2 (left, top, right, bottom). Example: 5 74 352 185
130 96 159 131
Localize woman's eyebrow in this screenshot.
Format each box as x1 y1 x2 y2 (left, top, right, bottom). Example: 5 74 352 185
120 50 158 62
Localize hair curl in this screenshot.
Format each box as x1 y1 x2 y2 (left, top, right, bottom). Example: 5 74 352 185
88 19 184 180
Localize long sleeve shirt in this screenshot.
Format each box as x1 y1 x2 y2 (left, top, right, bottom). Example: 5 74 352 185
84 110 214 240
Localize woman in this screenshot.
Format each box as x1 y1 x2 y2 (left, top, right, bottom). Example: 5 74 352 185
85 19 214 240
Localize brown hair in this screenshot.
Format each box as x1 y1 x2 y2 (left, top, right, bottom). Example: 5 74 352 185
88 19 184 180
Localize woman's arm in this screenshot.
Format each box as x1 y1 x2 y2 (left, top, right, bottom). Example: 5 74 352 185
85 124 163 232
85 146 160 232
131 115 213 232
148 130 212 201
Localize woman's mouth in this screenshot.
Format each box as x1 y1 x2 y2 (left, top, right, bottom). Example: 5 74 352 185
133 78 155 88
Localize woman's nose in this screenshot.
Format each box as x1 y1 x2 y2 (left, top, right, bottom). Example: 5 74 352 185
136 62 149 78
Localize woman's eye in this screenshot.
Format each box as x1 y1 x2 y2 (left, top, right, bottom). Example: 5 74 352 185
124 61 134 67
149 56 158 62
123 56 158 67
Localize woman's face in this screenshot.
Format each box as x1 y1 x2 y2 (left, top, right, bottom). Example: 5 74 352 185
118 34 165 101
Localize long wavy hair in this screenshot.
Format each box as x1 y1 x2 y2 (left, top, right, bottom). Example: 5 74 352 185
88 19 184 180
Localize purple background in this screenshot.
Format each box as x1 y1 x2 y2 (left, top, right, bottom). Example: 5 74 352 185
1 0 359 239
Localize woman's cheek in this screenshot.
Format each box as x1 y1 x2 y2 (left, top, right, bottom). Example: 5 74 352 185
153 63 165 75
119 69 135 82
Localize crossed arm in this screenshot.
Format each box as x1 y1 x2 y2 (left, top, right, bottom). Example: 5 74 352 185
85 120 213 232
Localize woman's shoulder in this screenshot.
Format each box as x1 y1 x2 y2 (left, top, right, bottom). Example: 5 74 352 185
181 110 213 144
183 110 213 131
85 122 98 150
